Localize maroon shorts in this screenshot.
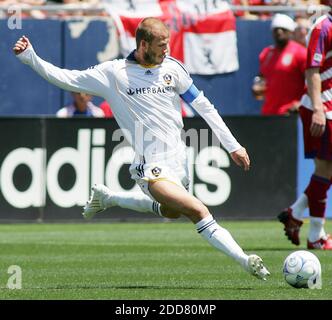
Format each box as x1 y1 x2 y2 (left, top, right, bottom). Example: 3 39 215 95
299 106 332 160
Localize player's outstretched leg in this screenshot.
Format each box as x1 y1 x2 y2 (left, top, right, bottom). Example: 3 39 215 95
82 184 110 219
246 254 270 281
196 214 270 280
82 184 162 219
149 180 271 281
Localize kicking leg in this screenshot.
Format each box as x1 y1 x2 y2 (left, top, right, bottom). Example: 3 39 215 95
148 179 270 280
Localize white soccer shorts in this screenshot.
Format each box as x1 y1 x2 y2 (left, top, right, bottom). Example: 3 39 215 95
129 152 190 202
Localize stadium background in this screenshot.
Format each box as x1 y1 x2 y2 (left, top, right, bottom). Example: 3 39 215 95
0 11 329 220
0 3 332 303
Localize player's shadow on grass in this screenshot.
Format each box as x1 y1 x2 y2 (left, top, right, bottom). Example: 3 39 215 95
245 248 305 251
38 284 255 291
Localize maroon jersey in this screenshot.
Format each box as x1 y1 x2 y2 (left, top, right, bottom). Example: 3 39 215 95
301 14 332 117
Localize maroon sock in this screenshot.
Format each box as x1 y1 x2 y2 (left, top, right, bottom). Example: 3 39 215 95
304 175 330 218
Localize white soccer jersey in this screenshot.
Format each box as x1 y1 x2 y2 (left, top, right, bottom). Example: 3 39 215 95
17 47 242 162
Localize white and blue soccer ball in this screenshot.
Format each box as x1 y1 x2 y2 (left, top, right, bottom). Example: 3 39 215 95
283 250 322 289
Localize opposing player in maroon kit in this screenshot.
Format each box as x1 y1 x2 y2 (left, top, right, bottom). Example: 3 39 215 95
279 12 332 250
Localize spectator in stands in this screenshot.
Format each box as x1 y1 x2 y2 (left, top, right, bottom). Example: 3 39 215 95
320 0 331 5
233 0 270 20
0 0 15 18
99 100 113 118
0 0 17 6
234 0 323 20
57 92 104 117
22 0 47 18
46 0 102 17
1 0 47 18
252 13 307 115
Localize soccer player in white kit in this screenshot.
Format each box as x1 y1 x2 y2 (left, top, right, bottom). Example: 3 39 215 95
13 17 270 280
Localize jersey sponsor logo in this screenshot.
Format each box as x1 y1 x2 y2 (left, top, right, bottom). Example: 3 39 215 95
313 53 323 63
126 88 135 95
126 86 174 96
163 73 172 85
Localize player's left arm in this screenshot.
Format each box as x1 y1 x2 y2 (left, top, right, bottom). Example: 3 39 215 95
180 83 250 171
177 67 250 170
172 58 250 170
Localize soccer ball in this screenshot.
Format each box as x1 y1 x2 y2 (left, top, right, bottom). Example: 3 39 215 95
283 250 322 289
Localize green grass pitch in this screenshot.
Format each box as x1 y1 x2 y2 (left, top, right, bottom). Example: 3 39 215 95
0 219 331 300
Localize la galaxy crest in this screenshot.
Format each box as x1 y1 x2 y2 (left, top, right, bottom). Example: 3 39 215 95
163 74 172 85
151 167 162 177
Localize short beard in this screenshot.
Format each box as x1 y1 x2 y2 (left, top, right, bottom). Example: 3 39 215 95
143 50 156 64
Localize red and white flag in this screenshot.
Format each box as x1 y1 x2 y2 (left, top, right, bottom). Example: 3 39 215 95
104 0 239 75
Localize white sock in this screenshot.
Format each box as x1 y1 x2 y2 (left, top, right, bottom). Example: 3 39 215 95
196 215 248 269
290 193 308 221
103 192 162 216
308 217 326 242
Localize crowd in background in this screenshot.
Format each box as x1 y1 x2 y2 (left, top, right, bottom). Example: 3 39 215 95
0 0 329 19
1 1 327 117
233 0 327 19
0 0 103 18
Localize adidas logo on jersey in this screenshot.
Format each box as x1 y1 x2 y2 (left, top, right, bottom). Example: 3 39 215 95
145 70 153 75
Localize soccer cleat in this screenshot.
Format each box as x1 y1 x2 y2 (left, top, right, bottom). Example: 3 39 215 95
82 184 111 219
246 254 270 281
307 234 332 250
278 208 303 245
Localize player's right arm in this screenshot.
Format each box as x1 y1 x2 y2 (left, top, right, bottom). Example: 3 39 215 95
305 24 327 138
13 36 111 97
306 68 325 137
